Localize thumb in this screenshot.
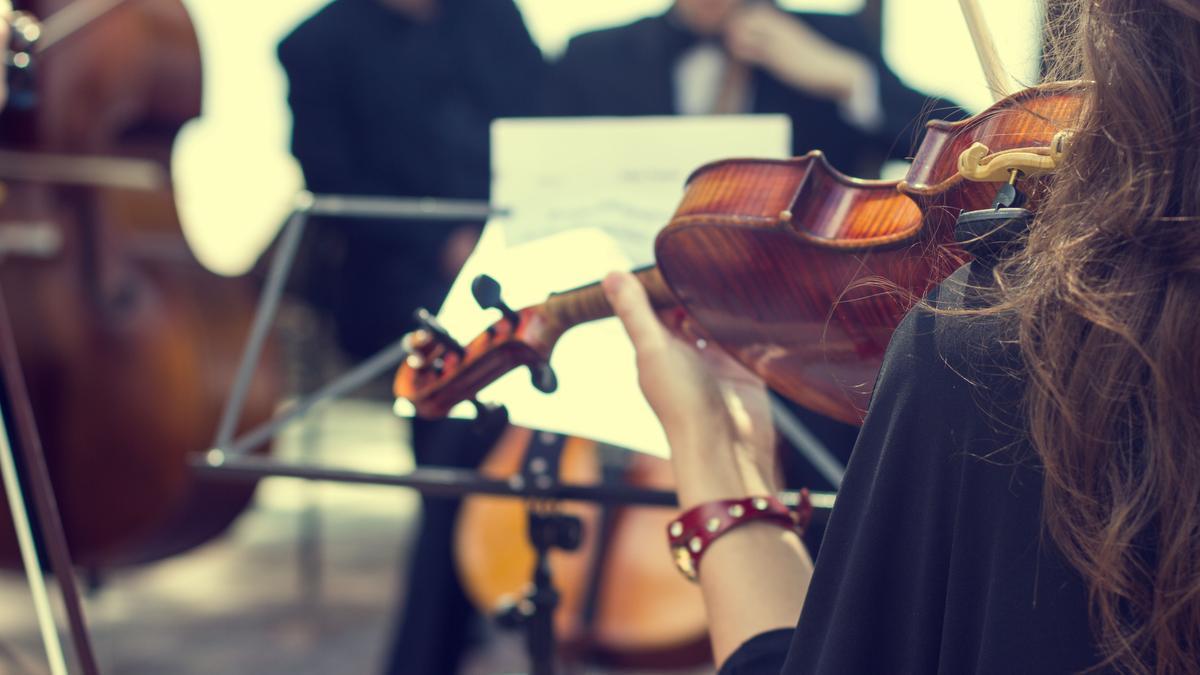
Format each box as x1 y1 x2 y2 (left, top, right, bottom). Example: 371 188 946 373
602 271 669 357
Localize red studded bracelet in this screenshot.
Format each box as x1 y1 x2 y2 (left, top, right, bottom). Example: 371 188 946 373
667 490 813 581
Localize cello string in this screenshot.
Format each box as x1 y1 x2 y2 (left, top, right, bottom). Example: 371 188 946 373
0 402 70 675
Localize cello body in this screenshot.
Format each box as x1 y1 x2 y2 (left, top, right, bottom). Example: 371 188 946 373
0 0 282 567
454 427 710 666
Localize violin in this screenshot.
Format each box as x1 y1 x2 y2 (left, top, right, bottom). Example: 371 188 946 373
0 0 282 567
393 82 1082 426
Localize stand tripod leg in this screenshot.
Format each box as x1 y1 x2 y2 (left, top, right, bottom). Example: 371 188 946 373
213 208 309 449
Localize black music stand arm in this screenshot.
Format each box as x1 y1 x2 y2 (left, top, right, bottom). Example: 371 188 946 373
211 192 507 453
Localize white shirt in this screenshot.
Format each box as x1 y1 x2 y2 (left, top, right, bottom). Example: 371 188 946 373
672 43 884 132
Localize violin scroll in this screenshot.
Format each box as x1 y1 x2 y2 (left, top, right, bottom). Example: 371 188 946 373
395 300 562 419
395 269 673 419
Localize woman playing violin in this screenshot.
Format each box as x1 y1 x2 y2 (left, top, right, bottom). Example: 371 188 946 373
603 0 1200 672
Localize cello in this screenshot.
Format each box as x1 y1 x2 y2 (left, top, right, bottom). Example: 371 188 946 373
455 427 711 667
0 0 282 567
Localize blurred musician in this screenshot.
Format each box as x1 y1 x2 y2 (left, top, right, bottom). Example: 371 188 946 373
546 0 959 175
545 0 962 496
277 1 544 673
279 0 542 357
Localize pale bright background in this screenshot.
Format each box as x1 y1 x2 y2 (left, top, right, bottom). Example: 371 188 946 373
175 0 1043 276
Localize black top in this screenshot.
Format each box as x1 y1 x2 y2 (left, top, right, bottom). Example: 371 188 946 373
277 0 544 356
720 260 1109 674
543 11 964 174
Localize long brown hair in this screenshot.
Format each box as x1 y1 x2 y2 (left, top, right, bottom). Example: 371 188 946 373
990 1 1200 672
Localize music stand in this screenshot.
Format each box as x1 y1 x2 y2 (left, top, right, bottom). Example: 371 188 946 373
196 192 836 675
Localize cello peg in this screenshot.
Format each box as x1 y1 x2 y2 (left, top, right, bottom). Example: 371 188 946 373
413 307 464 355
472 274 520 327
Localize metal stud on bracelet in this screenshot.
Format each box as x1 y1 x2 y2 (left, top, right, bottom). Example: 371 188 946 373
666 490 813 582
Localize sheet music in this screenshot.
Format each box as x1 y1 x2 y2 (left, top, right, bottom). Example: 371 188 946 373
433 116 790 457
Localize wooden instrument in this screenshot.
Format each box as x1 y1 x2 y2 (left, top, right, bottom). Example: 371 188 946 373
412 2 1075 669
454 427 710 666
0 0 282 568
394 83 1082 425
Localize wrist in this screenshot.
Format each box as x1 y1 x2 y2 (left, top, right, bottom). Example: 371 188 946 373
669 436 779 510
667 492 814 582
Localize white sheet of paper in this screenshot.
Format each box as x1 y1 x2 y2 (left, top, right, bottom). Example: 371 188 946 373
432 116 791 457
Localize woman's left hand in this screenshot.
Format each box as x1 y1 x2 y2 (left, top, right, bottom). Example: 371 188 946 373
604 270 813 666
602 271 779 508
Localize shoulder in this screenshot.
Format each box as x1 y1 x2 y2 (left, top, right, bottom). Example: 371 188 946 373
872 262 1025 435
558 15 663 63
278 0 357 67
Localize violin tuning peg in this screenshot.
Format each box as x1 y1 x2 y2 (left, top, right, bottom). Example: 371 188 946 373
529 362 558 394
471 274 502 310
405 352 427 370
472 275 520 327
403 328 432 351
413 307 463 355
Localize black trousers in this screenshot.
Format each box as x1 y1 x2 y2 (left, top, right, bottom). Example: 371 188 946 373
382 417 501 675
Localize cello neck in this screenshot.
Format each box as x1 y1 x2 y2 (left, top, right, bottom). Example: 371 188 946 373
542 266 676 329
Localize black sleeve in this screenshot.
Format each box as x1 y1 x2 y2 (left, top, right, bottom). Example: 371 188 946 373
448 0 546 119
277 31 394 195
719 629 794 675
541 37 594 117
777 299 966 673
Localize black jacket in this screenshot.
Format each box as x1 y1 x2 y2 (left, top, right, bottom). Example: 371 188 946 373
544 11 962 175
277 0 545 355
721 259 1107 673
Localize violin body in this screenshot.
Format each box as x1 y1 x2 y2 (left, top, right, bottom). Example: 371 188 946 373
454 427 709 666
0 0 282 566
657 83 1083 423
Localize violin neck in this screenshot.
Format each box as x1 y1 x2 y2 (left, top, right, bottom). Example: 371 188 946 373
543 266 675 329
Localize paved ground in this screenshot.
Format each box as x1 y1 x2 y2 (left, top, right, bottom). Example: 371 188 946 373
0 400 420 675
0 399 713 675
